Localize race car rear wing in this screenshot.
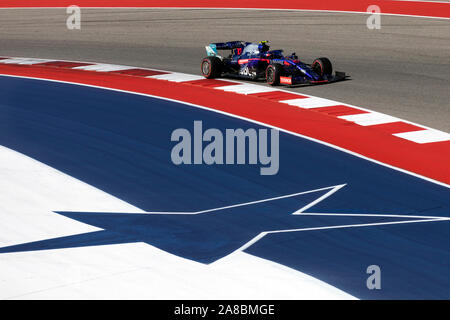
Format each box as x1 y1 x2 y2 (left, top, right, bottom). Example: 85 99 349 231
212 41 247 50
205 41 249 58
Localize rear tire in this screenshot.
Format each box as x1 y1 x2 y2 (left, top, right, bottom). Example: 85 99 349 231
201 57 222 79
312 57 333 77
266 64 282 86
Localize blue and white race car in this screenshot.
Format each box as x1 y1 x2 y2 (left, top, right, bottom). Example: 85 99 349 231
201 41 346 86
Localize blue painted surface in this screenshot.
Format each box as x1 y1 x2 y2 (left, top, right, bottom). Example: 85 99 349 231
0 76 449 299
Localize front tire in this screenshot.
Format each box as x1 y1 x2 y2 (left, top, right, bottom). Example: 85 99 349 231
266 64 282 86
201 57 222 79
312 57 333 77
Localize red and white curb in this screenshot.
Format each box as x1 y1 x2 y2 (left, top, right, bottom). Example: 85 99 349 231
2 57 446 145
1 56 449 185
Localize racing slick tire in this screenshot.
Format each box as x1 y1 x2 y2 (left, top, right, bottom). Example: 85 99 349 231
312 57 333 77
201 57 222 79
266 64 282 86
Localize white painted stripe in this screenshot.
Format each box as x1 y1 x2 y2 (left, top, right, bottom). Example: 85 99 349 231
145 185 344 215
72 64 134 72
0 58 53 65
394 129 450 144
339 112 400 126
279 97 339 109
147 72 205 82
293 184 346 214
215 84 279 95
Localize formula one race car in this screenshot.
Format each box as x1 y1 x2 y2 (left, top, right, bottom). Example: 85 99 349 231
201 40 346 86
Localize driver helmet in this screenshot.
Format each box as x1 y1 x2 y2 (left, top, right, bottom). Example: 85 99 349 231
258 40 270 52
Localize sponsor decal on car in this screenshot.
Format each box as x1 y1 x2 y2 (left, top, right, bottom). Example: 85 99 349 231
280 76 292 85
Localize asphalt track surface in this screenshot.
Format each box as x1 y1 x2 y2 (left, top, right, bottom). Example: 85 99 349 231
0 8 449 132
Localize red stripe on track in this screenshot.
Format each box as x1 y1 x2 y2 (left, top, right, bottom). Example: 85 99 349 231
0 1 448 19
0 63 449 184
184 79 237 87
249 91 308 101
107 68 169 77
34 61 93 68
309 105 369 117
368 121 425 134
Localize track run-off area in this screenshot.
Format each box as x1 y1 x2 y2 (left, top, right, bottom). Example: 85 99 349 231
0 1 449 299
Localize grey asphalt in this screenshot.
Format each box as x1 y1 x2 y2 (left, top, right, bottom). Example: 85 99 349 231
1 8 449 131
